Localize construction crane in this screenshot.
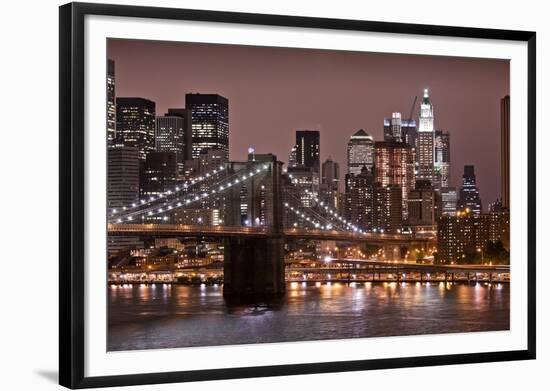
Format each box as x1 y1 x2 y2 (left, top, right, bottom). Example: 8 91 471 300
406 95 418 123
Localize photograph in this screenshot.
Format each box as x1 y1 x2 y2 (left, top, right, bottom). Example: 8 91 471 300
106 38 511 352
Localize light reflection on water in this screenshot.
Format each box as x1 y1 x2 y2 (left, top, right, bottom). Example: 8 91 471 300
108 282 509 352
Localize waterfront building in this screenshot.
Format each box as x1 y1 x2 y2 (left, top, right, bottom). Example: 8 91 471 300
115 97 156 161
347 129 374 175
438 208 509 264
185 93 229 160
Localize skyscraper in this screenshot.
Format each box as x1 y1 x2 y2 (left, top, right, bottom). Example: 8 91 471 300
288 145 298 168
347 129 374 175
417 89 435 183
140 151 178 199
321 158 339 192
320 158 340 210
295 130 320 172
439 186 458 216
107 145 139 210
166 108 193 162
185 93 229 160
374 141 415 219
115 97 156 161
458 165 482 214
434 130 451 188
155 114 186 175
384 113 417 147
107 59 116 145
347 167 375 230
501 95 510 210
407 180 435 229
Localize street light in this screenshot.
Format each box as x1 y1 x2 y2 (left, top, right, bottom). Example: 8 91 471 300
477 247 484 264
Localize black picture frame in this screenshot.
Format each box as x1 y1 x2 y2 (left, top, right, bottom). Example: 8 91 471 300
59 2 537 389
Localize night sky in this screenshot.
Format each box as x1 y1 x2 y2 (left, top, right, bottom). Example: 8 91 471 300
108 39 509 206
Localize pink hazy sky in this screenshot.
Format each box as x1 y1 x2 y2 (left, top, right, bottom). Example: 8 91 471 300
108 39 509 205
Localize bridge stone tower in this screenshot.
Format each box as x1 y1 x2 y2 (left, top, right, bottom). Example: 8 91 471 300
223 154 286 298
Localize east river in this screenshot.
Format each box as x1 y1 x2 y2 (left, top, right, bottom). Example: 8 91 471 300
108 282 509 351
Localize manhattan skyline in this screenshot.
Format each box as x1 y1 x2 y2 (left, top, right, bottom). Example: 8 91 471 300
107 39 509 204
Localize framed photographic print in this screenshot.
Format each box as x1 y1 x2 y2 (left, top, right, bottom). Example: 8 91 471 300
59 2 536 389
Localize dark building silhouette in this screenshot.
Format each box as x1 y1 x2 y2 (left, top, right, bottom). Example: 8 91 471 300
458 165 482 214
408 180 435 229
295 130 320 173
185 93 229 160
115 97 156 161
140 151 178 199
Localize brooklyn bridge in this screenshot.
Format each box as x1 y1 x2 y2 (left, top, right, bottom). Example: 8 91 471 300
108 154 505 297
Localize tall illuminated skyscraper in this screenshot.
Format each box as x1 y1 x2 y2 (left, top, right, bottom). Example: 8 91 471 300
434 130 451 188
115 97 156 161
185 93 229 160
374 141 415 219
347 129 374 175
417 88 435 183
107 59 116 145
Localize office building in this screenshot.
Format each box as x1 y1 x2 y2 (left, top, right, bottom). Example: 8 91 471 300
115 97 156 161
407 180 435 228
384 113 417 147
107 145 139 210
434 130 451 189
417 89 435 183
155 114 186 175
295 130 320 172
458 165 482 214
185 93 229 160
140 151 178 199
347 129 374 175
166 108 193 161
374 141 415 219
439 186 458 216
107 59 116 145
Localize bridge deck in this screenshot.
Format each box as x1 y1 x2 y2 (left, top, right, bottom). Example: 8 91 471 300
107 224 434 243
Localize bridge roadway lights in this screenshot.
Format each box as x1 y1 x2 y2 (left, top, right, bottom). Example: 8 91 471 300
223 234 285 298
